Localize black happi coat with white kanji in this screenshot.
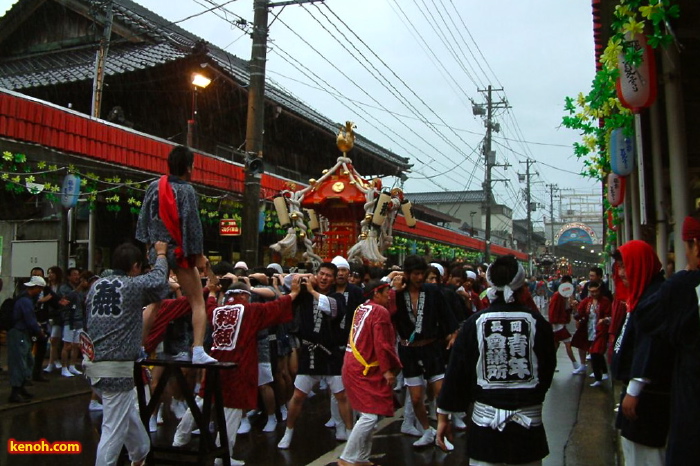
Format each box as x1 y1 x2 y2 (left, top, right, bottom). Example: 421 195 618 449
392 284 458 343
438 301 556 464
293 290 346 375
334 283 366 345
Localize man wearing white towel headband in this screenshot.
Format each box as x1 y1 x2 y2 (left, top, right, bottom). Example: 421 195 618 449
437 255 556 465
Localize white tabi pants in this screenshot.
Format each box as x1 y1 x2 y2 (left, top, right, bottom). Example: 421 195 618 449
174 398 243 458
95 388 149 466
621 437 665 466
339 412 378 464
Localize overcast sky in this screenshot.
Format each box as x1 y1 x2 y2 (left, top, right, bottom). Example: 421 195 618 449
0 0 601 224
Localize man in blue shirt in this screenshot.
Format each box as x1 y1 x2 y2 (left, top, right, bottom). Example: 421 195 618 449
8 275 47 403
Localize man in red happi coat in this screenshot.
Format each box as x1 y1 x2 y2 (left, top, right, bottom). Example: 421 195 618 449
548 275 582 373
574 282 611 387
339 280 402 466
172 277 303 466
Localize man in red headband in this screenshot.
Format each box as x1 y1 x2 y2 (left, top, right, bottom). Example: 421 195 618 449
172 278 303 466
610 240 671 465
633 215 700 465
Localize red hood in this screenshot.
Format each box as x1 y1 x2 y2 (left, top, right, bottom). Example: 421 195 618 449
613 240 661 312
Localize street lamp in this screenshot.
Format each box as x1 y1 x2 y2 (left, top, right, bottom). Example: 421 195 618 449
187 73 211 148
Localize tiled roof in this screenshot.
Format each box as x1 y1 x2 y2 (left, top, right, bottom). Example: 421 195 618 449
409 190 487 204
0 42 186 89
0 0 410 170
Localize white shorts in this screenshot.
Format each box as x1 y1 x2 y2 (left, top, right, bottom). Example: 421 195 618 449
258 362 273 386
50 324 63 339
295 375 344 394
62 326 79 343
404 373 444 387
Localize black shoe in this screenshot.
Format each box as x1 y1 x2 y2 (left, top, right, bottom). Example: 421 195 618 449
33 375 49 383
19 388 34 399
8 389 30 403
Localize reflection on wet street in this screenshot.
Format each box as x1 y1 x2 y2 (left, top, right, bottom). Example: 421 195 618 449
1 350 582 466
0 390 468 466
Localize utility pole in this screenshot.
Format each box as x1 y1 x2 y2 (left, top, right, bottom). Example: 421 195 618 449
241 0 324 266
475 85 508 263
240 0 269 266
547 183 559 257
91 0 113 119
88 0 113 274
520 159 535 274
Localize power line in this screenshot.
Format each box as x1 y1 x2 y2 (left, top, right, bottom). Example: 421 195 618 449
387 0 473 109
306 4 480 170
315 4 483 171
271 45 464 190
492 140 585 176
436 0 491 86
267 69 579 151
412 0 483 90
272 14 477 188
178 2 468 191
176 0 240 25
446 0 503 88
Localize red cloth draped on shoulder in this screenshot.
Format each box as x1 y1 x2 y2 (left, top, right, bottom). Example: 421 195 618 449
613 240 662 313
548 292 568 324
158 175 190 269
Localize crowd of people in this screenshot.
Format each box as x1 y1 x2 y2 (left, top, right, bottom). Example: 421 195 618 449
4 144 699 466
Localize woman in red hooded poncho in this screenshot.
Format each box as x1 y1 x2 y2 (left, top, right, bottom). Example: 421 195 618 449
610 240 672 466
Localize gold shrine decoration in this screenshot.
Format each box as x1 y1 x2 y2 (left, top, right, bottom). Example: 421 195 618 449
336 121 356 154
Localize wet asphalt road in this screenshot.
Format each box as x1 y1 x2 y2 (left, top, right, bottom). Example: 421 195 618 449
0 346 593 466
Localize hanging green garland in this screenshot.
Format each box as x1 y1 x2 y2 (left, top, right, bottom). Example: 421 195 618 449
562 0 679 181
385 234 483 264
562 0 678 255
0 149 286 235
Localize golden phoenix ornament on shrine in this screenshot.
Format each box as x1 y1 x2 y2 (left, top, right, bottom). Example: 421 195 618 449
336 121 356 154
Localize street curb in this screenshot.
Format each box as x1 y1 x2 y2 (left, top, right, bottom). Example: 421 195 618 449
0 386 91 412
564 376 618 465
0 369 92 412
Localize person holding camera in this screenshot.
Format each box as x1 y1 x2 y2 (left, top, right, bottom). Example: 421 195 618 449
278 262 354 449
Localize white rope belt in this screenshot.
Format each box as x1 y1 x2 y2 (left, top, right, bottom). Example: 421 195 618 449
83 359 134 379
471 401 543 432
302 339 332 355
